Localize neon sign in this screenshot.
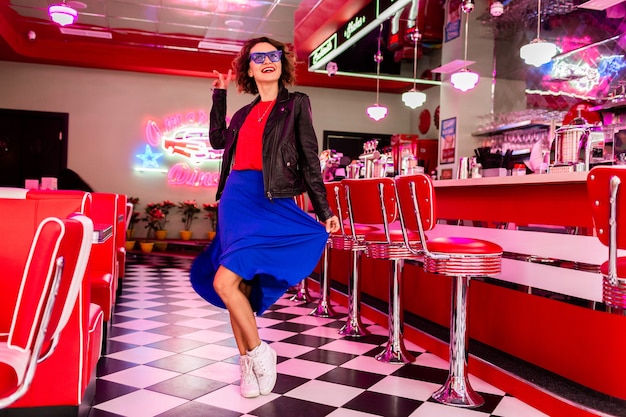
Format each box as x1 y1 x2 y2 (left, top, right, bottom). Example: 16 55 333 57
308 0 412 71
135 110 224 188
344 16 366 40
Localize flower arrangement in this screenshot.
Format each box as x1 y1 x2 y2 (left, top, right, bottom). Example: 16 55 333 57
178 200 201 231
142 206 165 239
143 200 176 232
203 203 219 232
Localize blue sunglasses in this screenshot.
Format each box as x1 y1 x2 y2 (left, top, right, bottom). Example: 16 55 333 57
249 50 282 64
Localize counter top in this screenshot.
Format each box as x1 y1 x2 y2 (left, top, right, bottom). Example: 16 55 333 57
434 171 587 187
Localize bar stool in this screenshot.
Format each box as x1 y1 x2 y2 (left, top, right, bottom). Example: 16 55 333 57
290 193 313 302
342 178 422 363
587 166 626 312
325 182 377 335
395 173 502 408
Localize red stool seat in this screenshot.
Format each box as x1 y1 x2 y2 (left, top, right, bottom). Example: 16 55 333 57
395 173 503 408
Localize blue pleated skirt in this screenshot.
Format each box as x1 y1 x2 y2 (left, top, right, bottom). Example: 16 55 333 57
190 170 328 315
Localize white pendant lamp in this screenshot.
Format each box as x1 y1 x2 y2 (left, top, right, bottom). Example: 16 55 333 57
367 24 388 122
48 1 77 26
402 28 427 109
451 0 479 92
520 0 557 67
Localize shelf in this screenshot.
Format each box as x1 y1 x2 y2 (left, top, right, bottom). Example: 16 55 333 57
471 120 553 137
589 99 626 112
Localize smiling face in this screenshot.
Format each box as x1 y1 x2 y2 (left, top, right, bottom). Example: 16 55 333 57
248 42 282 85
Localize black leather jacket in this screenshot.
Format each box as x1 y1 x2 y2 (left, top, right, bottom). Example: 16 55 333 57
209 86 334 222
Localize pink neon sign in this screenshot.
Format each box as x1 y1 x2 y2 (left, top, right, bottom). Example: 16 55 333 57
138 110 224 188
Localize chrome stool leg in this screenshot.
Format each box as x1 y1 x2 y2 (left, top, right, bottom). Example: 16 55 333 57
339 249 370 337
375 258 415 363
432 276 484 408
289 278 312 302
311 241 337 317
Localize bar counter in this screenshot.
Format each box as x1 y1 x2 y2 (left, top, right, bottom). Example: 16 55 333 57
325 172 626 405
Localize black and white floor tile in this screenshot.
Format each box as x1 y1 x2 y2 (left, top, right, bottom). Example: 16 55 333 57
89 254 549 417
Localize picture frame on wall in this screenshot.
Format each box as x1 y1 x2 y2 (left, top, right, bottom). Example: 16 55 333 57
440 117 456 165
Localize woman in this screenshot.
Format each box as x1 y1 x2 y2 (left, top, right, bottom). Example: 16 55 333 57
191 37 340 399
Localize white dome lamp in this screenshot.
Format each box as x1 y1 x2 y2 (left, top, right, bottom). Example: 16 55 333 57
520 0 557 67
451 0 479 92
367 24 388 121
402 28 427 109
48 1 77 26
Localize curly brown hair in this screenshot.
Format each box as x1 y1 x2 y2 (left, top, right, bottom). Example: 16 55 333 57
233 37 297 94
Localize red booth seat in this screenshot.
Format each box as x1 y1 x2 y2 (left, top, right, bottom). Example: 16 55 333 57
0 189 103 414
0 214 93 408
25 190 119 323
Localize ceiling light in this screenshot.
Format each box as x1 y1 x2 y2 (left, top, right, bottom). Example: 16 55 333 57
367 105 388 121
367 24 388 122
402 28 427 109
520 0 558 67
520 40 558 67
197 40 241 53
490 1 504 16
451 1 479 92
48 2 77 26
451 69 479 92
60 27 112 39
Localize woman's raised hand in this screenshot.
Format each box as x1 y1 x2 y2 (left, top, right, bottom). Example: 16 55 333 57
212 69 232 90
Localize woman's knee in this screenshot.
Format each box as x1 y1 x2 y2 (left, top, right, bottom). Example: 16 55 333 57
213 268 238 298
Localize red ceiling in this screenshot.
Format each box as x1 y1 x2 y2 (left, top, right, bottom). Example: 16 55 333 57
0 0 423 94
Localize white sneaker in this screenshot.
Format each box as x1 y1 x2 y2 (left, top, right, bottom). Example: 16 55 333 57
239 355 260 398
248 341 277 395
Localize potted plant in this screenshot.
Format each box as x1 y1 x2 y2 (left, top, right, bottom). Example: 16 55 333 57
203 202 219 240
144 200 175 239
142 205 165 240
178 199 200 240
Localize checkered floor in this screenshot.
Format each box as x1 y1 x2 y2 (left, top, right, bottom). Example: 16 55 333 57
88 254 550 417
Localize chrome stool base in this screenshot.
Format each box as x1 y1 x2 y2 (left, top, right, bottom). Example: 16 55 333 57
339 317 370 337
431 275 484 408
338 250 370 337
432 376 484 408
375 340 415 364
310 241 338 318
289 279 312 302
310 300 337 318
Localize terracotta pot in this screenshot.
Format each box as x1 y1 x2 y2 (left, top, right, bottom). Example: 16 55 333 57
154 242 168 252
139 242 154 253
155 230 167 240
125 240 136 251
207 231 216 240
180 230 192 241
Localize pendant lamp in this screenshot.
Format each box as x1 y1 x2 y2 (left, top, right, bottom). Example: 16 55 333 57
48 1 77 26
520 0 557 67
367 24 388 122
451 0 479 92
402 28 427 109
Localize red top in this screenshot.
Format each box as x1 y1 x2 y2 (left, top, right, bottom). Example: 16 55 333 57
233 100 276 171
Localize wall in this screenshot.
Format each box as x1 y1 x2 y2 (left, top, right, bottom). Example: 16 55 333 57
0 60 433 237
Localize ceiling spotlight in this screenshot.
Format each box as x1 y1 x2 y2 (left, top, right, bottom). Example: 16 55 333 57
461 0 475 13
48 2 77 26
490 1 504 16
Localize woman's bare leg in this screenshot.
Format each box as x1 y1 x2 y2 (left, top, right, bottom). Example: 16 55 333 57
213 265 261 355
